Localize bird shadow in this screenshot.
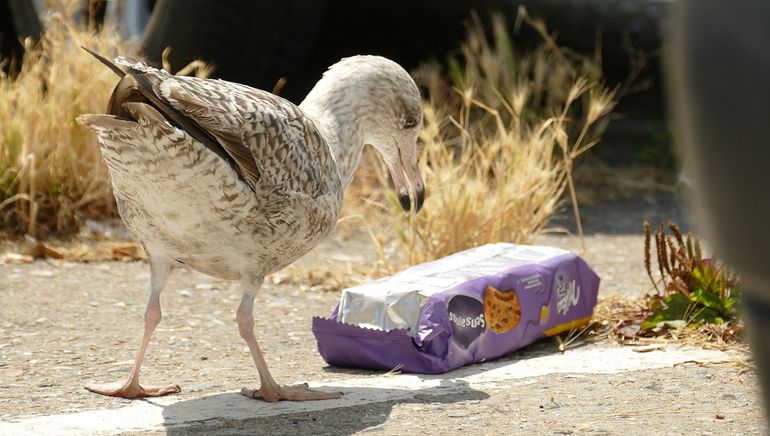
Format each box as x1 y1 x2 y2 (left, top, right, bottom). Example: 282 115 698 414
159 379 487 435
157 340 575 435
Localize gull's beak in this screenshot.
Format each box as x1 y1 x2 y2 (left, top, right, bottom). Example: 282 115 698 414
385 151 425 214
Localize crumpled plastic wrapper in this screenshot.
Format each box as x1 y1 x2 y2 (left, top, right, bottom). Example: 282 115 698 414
314 243 600 374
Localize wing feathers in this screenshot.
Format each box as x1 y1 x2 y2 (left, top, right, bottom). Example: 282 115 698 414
77 114 136 130
81 48 333 197
81 47 258 189
159 79 263 186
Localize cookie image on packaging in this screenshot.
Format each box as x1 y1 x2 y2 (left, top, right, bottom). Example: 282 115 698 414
483 284 522 334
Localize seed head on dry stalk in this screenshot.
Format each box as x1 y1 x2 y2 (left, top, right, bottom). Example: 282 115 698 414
694 237 703 265
666 236 678 271
644 221 660 294
668 221 685 251
655 224 669 280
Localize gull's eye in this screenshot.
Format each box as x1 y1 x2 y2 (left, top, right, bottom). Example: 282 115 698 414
403 117 419 129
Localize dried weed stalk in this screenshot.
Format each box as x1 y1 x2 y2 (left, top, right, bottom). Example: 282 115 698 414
0 2 211 236
378 10 616 268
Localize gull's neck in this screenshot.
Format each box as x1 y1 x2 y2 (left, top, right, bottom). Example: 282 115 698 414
299 81 366 190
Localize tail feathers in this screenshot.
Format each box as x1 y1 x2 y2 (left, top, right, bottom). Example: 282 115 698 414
77 103 172 131
76 114 135 131
115 56 157 73
122 102 173 128
81 47 126 78
80 46 160 79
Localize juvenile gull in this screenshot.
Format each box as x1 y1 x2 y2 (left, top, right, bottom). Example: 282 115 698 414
77 49 424 402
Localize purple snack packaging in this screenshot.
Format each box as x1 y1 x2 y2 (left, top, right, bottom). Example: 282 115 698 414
313 243 600 374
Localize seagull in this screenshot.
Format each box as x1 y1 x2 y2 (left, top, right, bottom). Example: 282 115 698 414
77 49 424 402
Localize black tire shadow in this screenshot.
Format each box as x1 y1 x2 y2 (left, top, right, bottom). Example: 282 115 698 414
159 379 487 435
551 192 691 235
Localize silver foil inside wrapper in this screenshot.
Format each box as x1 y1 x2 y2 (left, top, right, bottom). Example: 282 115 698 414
337 243 569 335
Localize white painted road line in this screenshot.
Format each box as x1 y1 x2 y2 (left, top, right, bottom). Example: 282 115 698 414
0 345 736 435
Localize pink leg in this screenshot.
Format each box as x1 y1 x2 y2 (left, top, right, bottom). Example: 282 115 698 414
236 290 342 402
86 259 180 398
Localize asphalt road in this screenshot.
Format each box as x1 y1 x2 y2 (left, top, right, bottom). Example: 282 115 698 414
0 193 763 434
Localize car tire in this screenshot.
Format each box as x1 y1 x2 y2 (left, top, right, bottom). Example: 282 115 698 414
140 0 326 99
5 0 43 42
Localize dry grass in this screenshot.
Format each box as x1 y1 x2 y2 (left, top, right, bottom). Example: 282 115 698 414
0 4 128 236
0 2 210 237
0 6 616 279
371 11 616 268
552 296 749 355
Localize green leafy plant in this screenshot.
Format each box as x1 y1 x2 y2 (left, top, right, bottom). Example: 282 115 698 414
639 221 741 334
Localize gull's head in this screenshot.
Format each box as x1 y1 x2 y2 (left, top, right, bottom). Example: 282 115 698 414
324 55 425 213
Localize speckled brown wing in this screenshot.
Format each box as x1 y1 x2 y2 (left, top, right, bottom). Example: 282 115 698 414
114 57 340 200
79 54 346 279
80 50 249 186
96 54 338 201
